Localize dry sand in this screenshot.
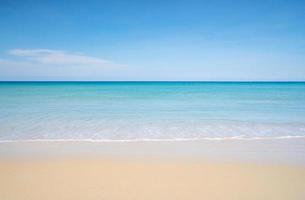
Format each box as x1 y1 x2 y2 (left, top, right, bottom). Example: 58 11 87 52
0 140 305 200
0 159 305 200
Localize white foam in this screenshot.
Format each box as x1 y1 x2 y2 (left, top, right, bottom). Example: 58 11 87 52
1 135 305 143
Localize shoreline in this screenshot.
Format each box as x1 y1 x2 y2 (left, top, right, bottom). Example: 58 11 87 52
1 138 305 165
1 135 305 143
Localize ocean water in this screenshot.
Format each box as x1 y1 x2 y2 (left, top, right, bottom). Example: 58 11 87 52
0 82 305 141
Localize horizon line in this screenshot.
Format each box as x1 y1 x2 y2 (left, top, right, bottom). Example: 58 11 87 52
1 80 305 83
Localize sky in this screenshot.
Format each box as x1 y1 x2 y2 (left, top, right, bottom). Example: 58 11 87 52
0 0 305 81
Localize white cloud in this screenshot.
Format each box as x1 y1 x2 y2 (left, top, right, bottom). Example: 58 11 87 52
0 49 125 80
8 49 113 66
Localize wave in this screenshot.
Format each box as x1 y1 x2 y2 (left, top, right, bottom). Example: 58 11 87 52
1 135 305 143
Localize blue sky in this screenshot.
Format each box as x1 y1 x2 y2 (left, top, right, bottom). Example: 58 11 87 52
0 0 305 80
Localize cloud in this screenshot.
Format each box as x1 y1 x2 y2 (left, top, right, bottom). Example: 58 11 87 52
0 49 125 80
8 49 113 66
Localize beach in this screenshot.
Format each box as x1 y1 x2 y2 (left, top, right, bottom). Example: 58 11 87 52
1 0 305 197
1 82 305 199
1 139 305 200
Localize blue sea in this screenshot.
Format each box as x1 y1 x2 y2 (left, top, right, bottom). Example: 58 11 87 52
1 82 305 141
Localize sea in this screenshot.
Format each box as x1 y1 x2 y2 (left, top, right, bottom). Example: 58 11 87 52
1 81 305 141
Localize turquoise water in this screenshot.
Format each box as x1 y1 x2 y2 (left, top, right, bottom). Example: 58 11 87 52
1 82 305 141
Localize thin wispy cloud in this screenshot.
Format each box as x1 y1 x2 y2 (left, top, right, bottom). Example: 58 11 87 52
8 49 114 66
0 49 125 80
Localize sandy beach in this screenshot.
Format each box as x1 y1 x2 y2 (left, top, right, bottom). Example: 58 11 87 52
1 159 305 200
1 0 305 198
1 139 305 200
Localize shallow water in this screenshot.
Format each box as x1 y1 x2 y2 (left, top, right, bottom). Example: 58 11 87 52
1 82 305 141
